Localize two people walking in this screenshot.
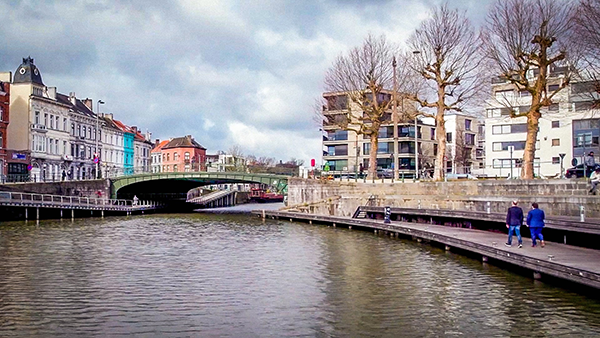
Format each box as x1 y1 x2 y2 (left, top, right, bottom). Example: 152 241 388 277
505 200 545 248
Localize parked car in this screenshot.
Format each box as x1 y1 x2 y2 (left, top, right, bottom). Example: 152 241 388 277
377 168 394 178
565 164 600 178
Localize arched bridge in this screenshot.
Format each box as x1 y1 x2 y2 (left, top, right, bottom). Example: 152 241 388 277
110 172 289 199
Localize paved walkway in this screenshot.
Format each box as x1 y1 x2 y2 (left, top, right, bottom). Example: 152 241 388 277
254 210 600 289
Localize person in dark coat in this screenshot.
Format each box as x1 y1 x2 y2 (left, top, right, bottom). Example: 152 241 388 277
526 202 545 247
505 200 524 248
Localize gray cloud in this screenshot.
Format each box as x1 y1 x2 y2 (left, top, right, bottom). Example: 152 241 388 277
0 0 493 164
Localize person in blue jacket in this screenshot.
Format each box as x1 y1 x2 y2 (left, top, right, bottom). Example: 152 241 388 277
505 200 524 248
526 202 545 247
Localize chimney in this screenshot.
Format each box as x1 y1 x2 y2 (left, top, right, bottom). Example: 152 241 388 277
83 98 93 110
47 87 57 99
105 113 113 120
131 126 138 133
155 139 160 145
69 92 76 104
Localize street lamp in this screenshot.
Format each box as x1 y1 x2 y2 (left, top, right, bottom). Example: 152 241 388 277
559 153 566 179
392 56 399 181
413 50 421 180
96 100 104 179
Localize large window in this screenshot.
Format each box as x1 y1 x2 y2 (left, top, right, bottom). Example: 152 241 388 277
465 133 475 146
399 126 415 138
446 132 453 143
492 141 526 151
327 130 348 141
492 123 527 134
465 119 472 131
325 159 348 171
327 144 348 156
493 158 540 168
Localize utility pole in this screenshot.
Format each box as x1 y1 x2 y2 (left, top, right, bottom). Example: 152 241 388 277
392 56 399 181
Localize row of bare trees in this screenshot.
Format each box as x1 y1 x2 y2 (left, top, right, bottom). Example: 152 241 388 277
322 0 600 180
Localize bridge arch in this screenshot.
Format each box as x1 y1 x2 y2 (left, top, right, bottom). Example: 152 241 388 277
110 172 289 199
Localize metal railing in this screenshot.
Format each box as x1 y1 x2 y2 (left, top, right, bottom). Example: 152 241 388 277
0 191 157 209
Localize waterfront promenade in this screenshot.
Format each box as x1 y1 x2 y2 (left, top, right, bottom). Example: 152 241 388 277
254 210 600 289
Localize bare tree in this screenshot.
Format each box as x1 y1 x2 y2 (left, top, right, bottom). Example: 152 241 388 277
406 4 483 180
323 34 397 179
574 0 600 108
482 0 577 179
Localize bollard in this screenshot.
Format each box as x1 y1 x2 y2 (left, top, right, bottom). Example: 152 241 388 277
580 205 585 222
384 206 391 224
486 201 490 214
418 200 421 209
482 256 488 262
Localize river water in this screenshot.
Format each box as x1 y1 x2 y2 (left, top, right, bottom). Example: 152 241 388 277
1 214 600 337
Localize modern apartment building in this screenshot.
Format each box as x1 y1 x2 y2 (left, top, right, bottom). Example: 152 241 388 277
444 113 482 174
321 91 437 178
0 79 8 180
484 67 599 178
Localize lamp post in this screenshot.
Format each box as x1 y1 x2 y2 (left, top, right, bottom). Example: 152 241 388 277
392 56 399 181
96 100 104 179
413 50 421 180
559 153 566 179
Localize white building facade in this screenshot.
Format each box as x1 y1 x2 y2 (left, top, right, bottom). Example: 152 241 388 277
484 70 599 178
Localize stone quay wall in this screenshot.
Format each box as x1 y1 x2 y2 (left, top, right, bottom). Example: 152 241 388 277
286 178 598 218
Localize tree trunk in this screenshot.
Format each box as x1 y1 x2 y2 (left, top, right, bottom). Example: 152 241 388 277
368 133 379 179
434 113 447 181
522 110 541 179
433 84 447 181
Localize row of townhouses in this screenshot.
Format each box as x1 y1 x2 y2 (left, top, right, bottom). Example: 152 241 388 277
0 57 154 182
322 66 599 179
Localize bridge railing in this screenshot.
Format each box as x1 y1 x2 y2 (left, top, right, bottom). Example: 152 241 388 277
0 191 156 209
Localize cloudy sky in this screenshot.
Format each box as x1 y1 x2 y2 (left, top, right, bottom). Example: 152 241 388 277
0 0 493 165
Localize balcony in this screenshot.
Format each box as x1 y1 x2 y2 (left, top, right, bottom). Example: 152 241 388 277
31 123 47 132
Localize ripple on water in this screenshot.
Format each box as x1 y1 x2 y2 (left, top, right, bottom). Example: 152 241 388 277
1 215 600 337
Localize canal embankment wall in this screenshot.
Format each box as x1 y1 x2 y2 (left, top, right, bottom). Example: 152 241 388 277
286 178 599 218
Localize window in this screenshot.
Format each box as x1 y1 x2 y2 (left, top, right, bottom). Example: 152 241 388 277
519 90 531 97
431 128 435 140
495 89 515 101
492 141 526 151
35 111 40 124
465 119 472 131
174 152 179 161
552 121 560 128
173 164 178 172
548 104 559 112
0 106 3 121
363 143 371 155
167 153 170 161
548 84 560 92
552 157 561 164
325 159 348 171
0 132 3 148
446 132 453 143
327 130 348 141
50 115 54 129
88 127 92 139
399 126 415 138
492 123 527 134
63 118 68 131
552 139 560 146
465 133 475 146
44 113 48 126
327 144 348 156
184 152 190 161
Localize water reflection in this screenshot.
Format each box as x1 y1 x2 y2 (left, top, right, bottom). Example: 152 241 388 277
1 215 599 337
